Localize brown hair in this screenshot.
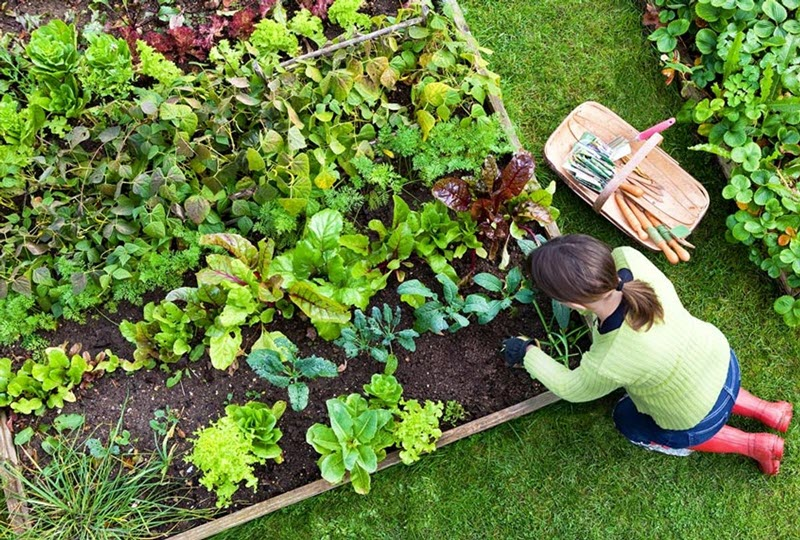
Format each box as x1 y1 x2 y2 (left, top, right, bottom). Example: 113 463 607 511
529 234 664 331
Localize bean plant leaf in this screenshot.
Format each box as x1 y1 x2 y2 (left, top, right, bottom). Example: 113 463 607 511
184 195 211 225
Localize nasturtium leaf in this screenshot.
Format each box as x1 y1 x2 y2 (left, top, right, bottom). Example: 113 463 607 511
763 0 788 23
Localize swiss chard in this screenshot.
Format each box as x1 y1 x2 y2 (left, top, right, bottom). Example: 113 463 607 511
433 151 556 259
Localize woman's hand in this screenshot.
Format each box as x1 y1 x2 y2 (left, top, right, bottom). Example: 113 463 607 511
501 336 534 367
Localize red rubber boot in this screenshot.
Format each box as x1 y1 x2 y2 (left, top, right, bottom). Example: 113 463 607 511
732 389 793 433
690 425 785 475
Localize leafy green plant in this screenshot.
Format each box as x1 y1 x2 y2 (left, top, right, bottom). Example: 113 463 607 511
246 332 339 411
82 32 134 98
397 273 470 334
394 399 443 465
334 304 419 367
186 400 286 508
306 393 395 495
136 41 185 86
250 17 299 58
289 9 327 47
368 196 484 285
363 373 404 410
462 267 535 324
380 116 514 185
648 0 800 325
0 347 89 415
531 299 591 367
270 209 386 339
2 407 212 539
227 400 287 461
433 151 557 259
442 399 468 426
328 0 371 29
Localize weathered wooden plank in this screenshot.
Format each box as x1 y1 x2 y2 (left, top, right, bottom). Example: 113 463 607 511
0 410 30 534
168 391 558 540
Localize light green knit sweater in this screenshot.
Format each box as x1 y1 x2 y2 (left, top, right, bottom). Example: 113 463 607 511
523 246 730 430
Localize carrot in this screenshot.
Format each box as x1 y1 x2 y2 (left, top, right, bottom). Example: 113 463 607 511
619 182 645 198
626 197 680 264
647 212 691 262
614 192 648 241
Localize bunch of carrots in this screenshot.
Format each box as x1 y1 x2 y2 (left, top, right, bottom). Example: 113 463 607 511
614 186 692 264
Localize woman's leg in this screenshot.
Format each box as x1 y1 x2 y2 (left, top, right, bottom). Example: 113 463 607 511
732 389 793 433
689 424 784 475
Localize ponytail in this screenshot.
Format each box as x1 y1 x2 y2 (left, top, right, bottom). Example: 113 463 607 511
529 234 663 332
618 280 663 331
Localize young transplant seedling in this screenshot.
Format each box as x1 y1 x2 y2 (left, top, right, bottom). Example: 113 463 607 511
246 333 339 411
334 304 419 371
397 273 470 334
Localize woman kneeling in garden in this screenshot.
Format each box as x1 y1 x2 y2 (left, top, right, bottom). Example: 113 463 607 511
503 234 793 475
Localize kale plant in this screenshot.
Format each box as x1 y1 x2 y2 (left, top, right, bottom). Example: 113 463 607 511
246 333 339 411
334 304 418 368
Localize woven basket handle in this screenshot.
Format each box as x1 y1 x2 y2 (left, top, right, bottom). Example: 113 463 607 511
592 133 663 213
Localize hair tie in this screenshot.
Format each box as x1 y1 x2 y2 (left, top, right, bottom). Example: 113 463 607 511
616 281 624 292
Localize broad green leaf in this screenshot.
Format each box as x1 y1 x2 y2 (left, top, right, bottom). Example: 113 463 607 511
200 233 258 266
53 413 85 433
416 109 436 141
319 452 347 484
295 356 339 379
350 464 371 494
209 328 242 370
327 399 355 441
184 195 211 225
306 423 339 453
472 273 503 293
306 209 344 252
14 427 34 445
246 147 265 172
288 282 350 325
396 279 436 298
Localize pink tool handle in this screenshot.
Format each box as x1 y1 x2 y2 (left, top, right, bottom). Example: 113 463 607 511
636 118 676 141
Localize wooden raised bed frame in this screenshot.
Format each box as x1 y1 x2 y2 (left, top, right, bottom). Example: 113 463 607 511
0 1 562 537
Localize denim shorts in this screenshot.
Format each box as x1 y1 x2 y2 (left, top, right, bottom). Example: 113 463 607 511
612 349 741 449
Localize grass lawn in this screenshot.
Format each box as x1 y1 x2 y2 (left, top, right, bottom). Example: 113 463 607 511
215 1 800 538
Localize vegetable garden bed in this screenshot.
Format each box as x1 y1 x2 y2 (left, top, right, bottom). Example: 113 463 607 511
0 0 581 537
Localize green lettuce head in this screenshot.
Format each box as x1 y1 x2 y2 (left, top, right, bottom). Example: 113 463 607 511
26 20 79 79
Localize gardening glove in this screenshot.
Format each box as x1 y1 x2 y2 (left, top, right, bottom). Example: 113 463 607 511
502 336 534 367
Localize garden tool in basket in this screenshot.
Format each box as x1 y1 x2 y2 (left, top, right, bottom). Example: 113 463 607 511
607 118 676 160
